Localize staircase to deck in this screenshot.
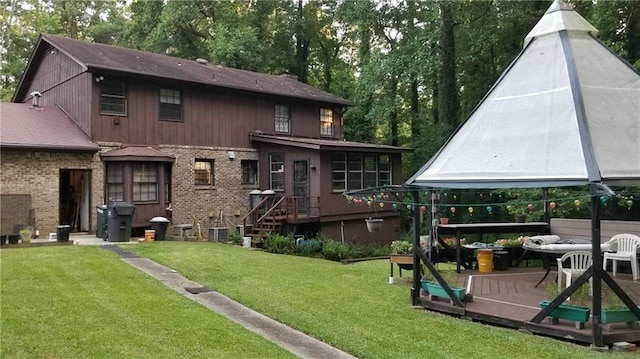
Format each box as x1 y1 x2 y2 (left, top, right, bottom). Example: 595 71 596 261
241 195 320 244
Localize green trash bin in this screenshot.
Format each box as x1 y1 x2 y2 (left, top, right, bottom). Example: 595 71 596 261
96 205 107 239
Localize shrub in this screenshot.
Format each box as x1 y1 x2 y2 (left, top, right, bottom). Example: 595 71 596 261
264 233 295 254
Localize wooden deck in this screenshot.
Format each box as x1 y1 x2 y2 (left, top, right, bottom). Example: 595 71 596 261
415 266 640 346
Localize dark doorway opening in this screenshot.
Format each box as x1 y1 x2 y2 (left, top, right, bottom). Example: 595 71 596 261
59 169 91 232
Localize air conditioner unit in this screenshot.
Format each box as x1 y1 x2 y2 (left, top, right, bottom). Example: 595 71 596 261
209 227 229 242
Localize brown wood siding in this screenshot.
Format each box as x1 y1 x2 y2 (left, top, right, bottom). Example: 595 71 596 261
17 47 92 135
92 78 345 146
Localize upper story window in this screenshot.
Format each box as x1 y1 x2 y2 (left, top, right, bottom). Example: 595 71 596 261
159 88 182 121
275 105 290 133
100 81 127 115
195 159 214 186
269 153 285 191
331 152 392 192
241 160 258 185
320 108 333 137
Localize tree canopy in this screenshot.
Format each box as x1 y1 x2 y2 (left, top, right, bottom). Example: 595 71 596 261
2 0 638 177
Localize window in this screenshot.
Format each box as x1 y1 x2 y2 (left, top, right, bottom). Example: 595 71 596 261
379 155 391 186
106 163 124 201
363 155 377 188
100 81 127 115
133 163 158 202
320 108 333 136
275 105 290 133
331 153 346 191
159 88 182 120
331 153 392 191
347 153 362 190
269 153 285 191
241 160 258 185
194 159 214 186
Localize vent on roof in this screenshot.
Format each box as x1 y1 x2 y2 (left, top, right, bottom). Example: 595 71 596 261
195 58 209 65
30 91 42 107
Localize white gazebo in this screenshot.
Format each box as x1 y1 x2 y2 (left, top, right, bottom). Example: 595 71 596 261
406 0 640 347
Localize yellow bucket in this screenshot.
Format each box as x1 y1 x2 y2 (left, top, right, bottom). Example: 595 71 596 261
477 249 493 273
144 230 155 242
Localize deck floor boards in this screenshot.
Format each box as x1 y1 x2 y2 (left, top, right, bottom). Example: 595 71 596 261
414 266 640 345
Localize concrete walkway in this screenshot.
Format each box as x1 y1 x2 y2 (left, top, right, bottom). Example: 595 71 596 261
72 235 356 359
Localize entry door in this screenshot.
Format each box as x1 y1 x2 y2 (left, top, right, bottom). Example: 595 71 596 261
292 160 309 213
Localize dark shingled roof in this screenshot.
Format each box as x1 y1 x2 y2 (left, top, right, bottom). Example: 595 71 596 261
249 133 412 153
0 103 99 152
100 146 175 162
40 34 351 106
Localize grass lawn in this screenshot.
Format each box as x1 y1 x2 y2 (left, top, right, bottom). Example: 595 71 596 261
125 242 630 359
2 243 632 359
0 246 295 359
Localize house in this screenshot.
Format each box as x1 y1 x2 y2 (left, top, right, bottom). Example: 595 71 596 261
2 33 410 244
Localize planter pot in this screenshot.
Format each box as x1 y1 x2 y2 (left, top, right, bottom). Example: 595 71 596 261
365 218 383 233
390 254 414 270
439 218 449 225
539 300 591 329
7 234 19 244
421 279 466 302
514 215 526 223
601 306 640 324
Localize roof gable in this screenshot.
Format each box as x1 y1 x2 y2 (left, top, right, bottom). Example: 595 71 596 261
17 34 350 106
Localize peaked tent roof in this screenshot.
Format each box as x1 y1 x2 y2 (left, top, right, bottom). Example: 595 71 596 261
407 0 640 189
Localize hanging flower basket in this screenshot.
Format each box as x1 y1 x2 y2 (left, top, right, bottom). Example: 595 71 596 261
365 218 384 232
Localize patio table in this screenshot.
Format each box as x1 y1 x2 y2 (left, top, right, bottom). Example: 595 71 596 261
436 222 550 273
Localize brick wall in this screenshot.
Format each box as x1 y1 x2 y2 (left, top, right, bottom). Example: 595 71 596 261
159 144 259 233
0 150 101 235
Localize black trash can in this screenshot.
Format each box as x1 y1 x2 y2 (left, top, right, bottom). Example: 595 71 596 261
106 202 136 242
493 251 510 270
57 225 71 242
96 205 107 239
150 217 170 241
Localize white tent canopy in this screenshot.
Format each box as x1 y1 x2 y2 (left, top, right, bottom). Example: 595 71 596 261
407 0 640 189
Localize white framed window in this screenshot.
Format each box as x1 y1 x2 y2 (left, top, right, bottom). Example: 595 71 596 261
320 108 333 136
269 153 285 191
275 104 290 133
331 153 346 191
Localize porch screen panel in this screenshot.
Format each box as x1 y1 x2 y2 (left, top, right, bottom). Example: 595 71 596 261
378 155 391 186
133 163 158 202
363 154 377 188
332 153 346 191
347 153 362 190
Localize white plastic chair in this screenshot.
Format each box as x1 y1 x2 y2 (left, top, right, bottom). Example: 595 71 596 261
602 234 640 280
557 250 592 295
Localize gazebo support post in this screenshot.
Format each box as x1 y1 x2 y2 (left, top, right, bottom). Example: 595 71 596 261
590 185 604 348
411 189 421 306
